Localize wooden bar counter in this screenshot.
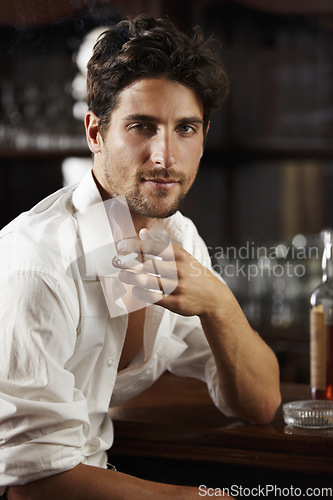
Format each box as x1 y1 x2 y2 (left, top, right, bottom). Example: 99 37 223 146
109 373 333 490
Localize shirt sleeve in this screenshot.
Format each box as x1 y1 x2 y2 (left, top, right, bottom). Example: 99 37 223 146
0 270 89 492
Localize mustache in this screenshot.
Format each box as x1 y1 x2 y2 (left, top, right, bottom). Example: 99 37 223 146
139 169 185 182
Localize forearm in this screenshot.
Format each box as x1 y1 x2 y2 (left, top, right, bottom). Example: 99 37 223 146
116 235 281 424
200 284 281 424
7 463 235 500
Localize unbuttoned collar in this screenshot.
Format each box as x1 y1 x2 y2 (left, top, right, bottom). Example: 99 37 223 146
72 169 103 213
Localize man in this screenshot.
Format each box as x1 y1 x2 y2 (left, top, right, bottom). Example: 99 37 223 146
0 14 281 499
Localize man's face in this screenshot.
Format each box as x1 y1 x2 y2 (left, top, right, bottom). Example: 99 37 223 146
91 77 205 222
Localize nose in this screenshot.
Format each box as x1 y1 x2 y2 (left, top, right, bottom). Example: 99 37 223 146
150 131 176 169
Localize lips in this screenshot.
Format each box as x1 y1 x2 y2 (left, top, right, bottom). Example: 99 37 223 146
143 177 180 189
145 178 178 184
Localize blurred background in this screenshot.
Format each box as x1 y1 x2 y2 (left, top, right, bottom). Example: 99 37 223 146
0 0 332 383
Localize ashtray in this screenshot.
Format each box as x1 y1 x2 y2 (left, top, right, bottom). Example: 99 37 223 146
283 400 333 429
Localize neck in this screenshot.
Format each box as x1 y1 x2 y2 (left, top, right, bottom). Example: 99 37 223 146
92 170 156 235
92 170 112 202
322 235 333 282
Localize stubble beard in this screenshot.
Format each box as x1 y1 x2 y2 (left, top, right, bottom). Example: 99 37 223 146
103 163 198 219
125 185 186 219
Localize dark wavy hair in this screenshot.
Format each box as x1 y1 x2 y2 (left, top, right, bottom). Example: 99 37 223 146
87 14 230 136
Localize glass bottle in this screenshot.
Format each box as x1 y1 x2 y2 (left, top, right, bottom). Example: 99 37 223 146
310 229 333 400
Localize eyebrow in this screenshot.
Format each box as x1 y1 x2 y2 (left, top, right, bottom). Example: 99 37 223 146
123 114 204 126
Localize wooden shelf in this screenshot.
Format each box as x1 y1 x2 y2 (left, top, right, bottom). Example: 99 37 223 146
0 147 89 161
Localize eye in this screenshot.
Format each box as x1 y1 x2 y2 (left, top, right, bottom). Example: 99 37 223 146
128 122 154 133
177 124 196 135
132 123 148 130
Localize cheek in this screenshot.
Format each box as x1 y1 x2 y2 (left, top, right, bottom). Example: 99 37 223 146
117 138 148 165
180 139 204 160
196 141 204 160
182 143 203 172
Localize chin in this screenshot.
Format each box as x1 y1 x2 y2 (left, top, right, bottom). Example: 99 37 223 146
127 194 184 220
133 203 181 219
138 206 179 219
153 209 179 219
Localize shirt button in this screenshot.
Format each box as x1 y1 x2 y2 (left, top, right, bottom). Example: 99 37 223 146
107 359 114 368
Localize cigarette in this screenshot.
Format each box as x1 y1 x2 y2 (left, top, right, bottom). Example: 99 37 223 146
148 288 164 295
114 252 139 266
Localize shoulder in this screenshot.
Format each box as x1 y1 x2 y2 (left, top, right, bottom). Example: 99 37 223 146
0 184 77 278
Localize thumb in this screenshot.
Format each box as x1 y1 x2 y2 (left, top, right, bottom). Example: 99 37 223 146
138 228 152 241
139 228 162 242
138 228 172 260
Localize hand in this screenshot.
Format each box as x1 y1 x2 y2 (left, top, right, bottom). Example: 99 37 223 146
113 229 282 424
113 228 223 317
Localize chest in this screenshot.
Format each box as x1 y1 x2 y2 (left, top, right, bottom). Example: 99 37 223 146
117 308 146 372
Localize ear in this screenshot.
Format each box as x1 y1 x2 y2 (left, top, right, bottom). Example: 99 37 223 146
85 111 103 154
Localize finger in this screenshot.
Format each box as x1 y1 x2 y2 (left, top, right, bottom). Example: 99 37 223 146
118 269 161 290
119 238 170 259
117 231 173 260
116 237 142 255
143 257 178 282
131 257 178 285
158 274 177 295
132 285 164 305
140 229 173 261
112 253 143 270
139 227 165 242
119 268 177 296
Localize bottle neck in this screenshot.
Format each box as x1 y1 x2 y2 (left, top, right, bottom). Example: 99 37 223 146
322 240 333 282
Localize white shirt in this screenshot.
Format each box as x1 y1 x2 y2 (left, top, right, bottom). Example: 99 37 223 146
0 170 230 493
